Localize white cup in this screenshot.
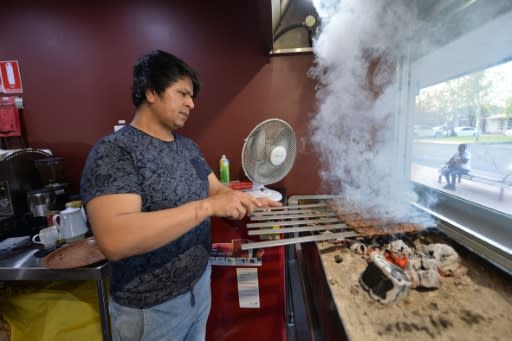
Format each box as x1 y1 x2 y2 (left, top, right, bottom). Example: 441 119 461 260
32 225 59 249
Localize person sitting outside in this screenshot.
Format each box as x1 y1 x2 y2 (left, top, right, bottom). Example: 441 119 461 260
441 143 471 190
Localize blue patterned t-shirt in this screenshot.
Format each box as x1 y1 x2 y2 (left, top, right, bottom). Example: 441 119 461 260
80 124 212 308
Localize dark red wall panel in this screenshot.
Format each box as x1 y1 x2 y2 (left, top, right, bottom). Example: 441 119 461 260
0 0 324 196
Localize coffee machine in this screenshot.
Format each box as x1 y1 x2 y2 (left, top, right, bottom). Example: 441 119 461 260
0 148 52 239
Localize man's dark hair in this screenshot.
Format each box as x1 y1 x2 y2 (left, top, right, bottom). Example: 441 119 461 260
131 50 201 108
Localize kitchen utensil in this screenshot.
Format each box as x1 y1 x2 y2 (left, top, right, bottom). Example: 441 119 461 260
52 207 88 243
241 231 359 250
26 188 54 217
41 236 106 269
32 225 59 249
247 222 349 236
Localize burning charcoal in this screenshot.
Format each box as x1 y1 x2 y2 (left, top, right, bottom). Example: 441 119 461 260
359 253 412 304
405 269 420 289
424 244 461 276
420 255 438 271
413 238 426 253
367 240 381 249
417 269 441 289
350 241 367 255
409 256 423 271
385 239 413 257
406 269 440 290
383 251 408 269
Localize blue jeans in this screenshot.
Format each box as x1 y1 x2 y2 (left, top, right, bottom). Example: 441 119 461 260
109 264 212 341
443 166 469 186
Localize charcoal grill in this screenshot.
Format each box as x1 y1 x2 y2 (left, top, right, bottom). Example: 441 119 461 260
259 195 512 341
242 197 427 251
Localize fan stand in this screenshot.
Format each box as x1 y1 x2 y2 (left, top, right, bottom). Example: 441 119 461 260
246 183 283 202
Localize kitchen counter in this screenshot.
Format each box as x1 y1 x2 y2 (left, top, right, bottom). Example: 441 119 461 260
0 243 111 341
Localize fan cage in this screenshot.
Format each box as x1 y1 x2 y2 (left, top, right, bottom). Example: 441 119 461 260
242 119 297 185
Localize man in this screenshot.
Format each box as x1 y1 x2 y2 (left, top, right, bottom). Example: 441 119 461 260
80 50 281 341
442 143 471 190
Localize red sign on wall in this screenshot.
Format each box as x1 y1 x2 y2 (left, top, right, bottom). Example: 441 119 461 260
0 60 23 94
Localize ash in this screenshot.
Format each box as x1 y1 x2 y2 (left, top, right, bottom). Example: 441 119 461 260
317 230 512 340
349 235 467 303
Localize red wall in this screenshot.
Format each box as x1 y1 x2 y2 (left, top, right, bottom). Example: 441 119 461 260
0 0 325 197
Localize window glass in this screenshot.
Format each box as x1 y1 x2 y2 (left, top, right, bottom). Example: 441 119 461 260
410 61 512 215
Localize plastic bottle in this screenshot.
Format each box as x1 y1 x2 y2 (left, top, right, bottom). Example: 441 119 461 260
114 120 126 132
219 155 230 185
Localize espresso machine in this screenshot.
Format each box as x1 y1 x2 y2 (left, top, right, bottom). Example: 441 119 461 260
0 148 52 239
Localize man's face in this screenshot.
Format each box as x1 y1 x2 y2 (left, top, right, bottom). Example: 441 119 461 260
149 77 195 131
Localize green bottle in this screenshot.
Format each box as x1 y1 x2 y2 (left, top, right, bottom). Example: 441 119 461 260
219 154 230 185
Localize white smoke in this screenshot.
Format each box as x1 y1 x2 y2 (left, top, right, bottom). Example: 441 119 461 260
310 0 424 221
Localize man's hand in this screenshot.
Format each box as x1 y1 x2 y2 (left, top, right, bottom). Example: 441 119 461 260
206 172 281 219
206 190 282 220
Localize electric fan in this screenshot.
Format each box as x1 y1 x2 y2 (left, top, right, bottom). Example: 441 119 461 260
241 118 297 201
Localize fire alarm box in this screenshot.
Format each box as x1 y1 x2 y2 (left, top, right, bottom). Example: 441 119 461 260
0 97 21 137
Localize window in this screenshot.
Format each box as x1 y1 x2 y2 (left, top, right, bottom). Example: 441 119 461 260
406 4 512 273
409 8 512 217
411 61 512 215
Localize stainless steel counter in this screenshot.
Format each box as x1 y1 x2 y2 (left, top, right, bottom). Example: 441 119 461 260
0 244 111 341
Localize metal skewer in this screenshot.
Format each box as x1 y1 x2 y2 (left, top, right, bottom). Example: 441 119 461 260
251 202 328 213
241 231 359 250
251 207 333 216
247 223 349 235
249 211 337 221
247 217 341 228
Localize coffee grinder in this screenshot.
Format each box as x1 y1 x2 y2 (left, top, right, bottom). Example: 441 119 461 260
25 187 54 231
34 157 70 211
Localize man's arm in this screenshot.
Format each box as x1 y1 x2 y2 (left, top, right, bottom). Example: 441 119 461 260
86 172 281 261
86 193 213 261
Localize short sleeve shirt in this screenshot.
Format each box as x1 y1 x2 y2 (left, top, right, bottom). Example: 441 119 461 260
454 150 471 171
80 125 212 308
460 150 471 170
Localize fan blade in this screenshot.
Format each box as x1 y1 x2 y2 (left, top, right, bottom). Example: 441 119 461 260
253 128 266 161
272 131 296 153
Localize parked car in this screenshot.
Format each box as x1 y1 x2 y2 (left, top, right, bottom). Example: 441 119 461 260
433 125 450 137
413 125 437 137
454 126 477 136
505 128 512 136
